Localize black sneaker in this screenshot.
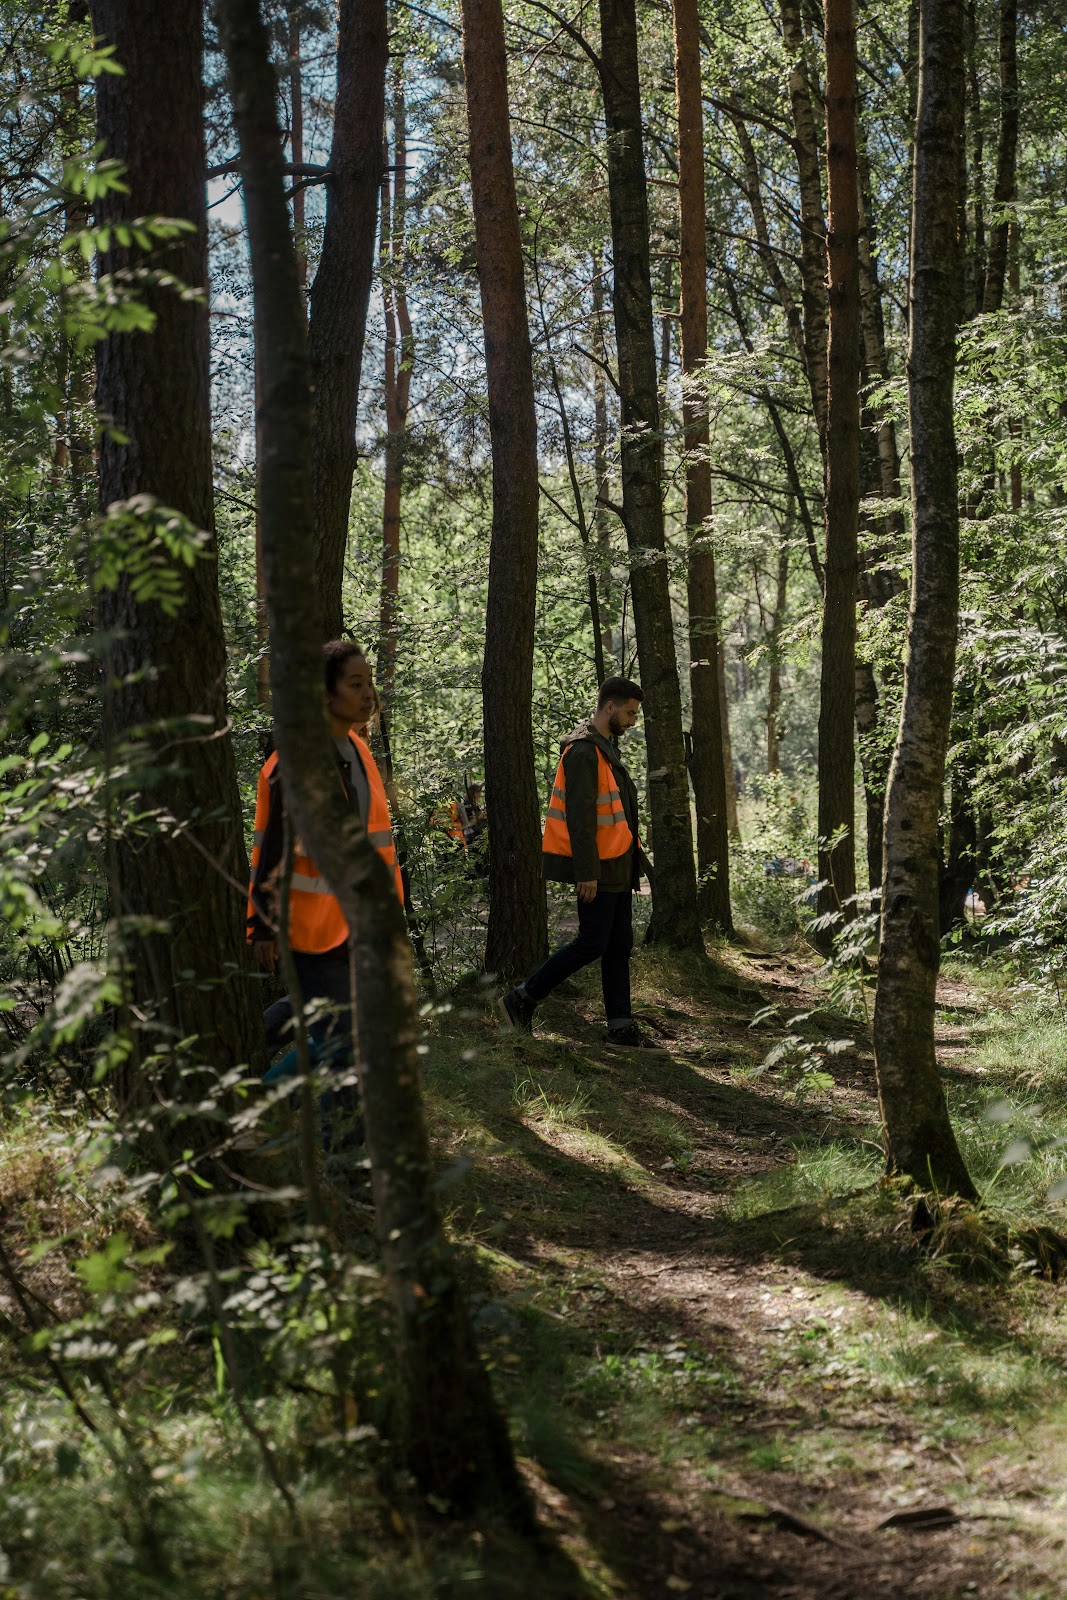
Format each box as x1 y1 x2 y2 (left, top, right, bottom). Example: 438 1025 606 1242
499 987 536 1033
603 1022 668 1053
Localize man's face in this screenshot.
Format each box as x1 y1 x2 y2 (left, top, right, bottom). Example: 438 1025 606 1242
606 698 642 739
328 653 377 729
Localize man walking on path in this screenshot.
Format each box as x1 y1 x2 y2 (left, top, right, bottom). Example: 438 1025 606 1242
500 677 665 1050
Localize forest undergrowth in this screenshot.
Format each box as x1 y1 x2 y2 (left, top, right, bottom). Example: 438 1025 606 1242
2 937 1066 1600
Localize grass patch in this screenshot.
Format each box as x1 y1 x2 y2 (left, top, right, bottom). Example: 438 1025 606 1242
726 1136 882 1219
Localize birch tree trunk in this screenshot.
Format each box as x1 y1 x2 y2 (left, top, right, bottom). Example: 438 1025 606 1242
599 0 702 949
216 0 535 1511
873 0 976 1200
673 0 732 933
460 0 548 980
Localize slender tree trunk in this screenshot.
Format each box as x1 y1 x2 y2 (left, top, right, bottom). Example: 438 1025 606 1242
816 0 861 936
216 0 535 1513
719 642 740 837
673 0 732 932
857 128 905 536
598 0 701 949
855 125 902 887
873 0 976 1199
306 0 388 638
981 0 1017 314
766 526 790 776
460 0 548 980
378 66 414 714
778 0 829 449
89 0 264 1095
592 258 616 667
966 0 985 315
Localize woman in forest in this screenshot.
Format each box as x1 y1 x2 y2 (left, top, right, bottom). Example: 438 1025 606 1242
247 640 403 1143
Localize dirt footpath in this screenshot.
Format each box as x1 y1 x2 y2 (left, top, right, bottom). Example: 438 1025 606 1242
436 949 1067 1599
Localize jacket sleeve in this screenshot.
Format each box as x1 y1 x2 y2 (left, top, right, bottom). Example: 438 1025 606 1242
247 764 284 942
563 741 601 882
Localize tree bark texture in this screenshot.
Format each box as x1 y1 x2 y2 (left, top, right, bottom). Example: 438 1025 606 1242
89 0 264 1090
873 0 976 1199
672 0 732 933
306 0 388 638
778 0 829 449
378 67 415 713
599 0 702 948
216 0 533 1512
719 643 740 837
592 256 617 664
816 0 861 933
964 0 985 317
981 0 1017 314
460 0 548 980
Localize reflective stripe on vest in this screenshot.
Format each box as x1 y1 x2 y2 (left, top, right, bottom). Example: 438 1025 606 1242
246 736 403 954
541 745 634 862
350 730 404 907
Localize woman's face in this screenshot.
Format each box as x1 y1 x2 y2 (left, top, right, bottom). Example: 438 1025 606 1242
328 652 377 729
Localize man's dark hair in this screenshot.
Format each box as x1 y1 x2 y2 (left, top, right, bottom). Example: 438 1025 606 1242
597 675 643 709
323 638 366 695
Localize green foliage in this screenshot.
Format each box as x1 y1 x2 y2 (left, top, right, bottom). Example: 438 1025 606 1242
730 775 816 936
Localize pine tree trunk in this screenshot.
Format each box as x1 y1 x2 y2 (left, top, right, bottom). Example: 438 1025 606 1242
216 0 534 1514
873 0 976 1200
598 0 702 949
816 0 861 937
672 0 732 933
460 0 548 981
306 0 388 638
89 0 264 1098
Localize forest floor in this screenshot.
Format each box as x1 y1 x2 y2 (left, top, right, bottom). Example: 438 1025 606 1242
424 930 1067 1600
3 931 1067 1599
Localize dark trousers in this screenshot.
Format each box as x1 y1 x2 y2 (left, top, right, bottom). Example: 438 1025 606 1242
263 947 361 1150
523 890 633 1024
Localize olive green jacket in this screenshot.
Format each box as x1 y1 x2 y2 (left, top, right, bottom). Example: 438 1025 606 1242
542 720 642 893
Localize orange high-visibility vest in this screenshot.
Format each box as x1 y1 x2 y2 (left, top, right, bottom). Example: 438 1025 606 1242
448 801 467 846
247 733 403 954
542 746 634 862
